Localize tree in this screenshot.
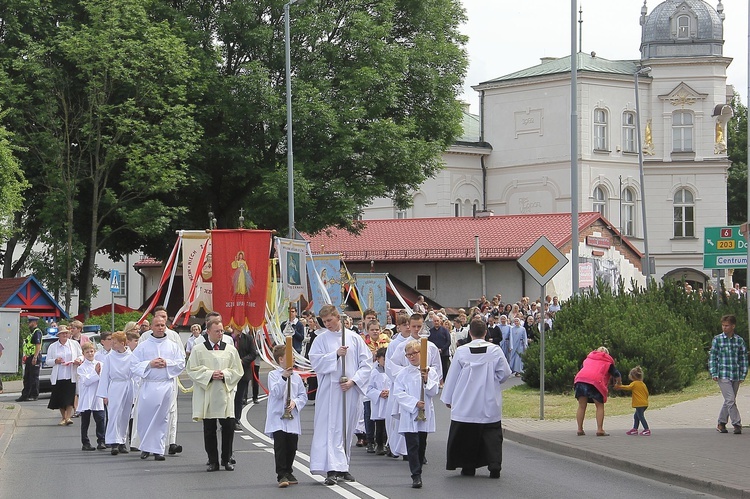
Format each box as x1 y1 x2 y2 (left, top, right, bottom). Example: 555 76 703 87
727 93 747 225
0 118 28 241
165 0 468 234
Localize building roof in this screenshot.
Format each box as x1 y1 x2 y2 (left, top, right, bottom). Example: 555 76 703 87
305 212 640 262
134 257 163 268
0 275 70 319
458 109 480 142
478 53 638 86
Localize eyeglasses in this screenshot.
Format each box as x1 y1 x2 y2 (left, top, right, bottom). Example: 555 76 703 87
405 351 420 358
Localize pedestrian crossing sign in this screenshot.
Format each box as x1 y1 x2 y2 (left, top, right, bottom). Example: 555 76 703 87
110 269 121 293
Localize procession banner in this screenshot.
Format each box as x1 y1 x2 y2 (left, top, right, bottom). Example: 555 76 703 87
275 238 308 303
181 230 212 314
353 273 388 324
307 254 341 313
211 229 272 328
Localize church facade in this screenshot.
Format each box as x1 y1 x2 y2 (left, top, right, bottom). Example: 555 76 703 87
364 0 734 290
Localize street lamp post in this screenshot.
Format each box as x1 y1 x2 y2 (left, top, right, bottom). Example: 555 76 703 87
285 0 305 239
634 66 652 288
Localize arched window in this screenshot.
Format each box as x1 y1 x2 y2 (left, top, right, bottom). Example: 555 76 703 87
673 111 693 152
622 111 636 153
673 188 694 237
594 109 608 151
677 15 690 38
593 186 606 216
622 188 635 236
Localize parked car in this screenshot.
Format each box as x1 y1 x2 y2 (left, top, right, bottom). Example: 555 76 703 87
38 333 101 393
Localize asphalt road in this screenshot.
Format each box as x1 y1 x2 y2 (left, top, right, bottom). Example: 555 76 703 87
0 378 719 499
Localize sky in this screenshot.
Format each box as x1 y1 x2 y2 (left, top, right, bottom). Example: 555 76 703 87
458 0 748 113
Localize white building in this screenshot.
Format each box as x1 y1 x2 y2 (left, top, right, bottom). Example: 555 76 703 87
364 0 734 290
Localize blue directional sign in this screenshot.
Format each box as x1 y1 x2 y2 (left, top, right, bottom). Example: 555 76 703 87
110 269 121 293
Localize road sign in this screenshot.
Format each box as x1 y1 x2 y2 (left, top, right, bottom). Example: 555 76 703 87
518 236 568 285
704 226 747 269
109 269 121 293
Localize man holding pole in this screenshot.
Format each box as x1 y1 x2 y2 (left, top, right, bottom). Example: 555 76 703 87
308 304 371 485
441 318 511 478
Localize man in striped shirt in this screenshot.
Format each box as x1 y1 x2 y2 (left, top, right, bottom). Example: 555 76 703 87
708 314 748 434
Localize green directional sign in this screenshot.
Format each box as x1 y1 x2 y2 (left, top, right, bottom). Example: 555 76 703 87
704 226 748 269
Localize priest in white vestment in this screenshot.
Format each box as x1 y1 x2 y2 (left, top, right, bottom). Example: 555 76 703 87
131 315 185 460
308 305 371 485
187 318 243 471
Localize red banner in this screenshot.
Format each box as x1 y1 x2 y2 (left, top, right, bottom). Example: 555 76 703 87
211 229 272 329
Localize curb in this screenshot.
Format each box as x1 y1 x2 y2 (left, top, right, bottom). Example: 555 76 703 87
503 427 750 499
0 403 22 461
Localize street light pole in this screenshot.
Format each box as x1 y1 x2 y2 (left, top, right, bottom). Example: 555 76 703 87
285 0 304 239
634 66 652 288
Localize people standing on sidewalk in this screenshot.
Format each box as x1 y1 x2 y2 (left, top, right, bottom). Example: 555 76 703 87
615 366 650 436
708 314 748 434
441 318 511 479
573 346 621 437
17 316 42 402
45 325 84 425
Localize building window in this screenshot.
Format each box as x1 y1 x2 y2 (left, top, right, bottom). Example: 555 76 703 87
416 275 431 291
396 209 407 219
593 186 607 216
672 111 693 152
114 273 127 297
673 188 694 237
622 111 636 153
594 108 608 151
677 15 690 38
622 188 635 236
453 202 460 217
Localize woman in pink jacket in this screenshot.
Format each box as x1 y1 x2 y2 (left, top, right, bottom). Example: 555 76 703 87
573 347 621 436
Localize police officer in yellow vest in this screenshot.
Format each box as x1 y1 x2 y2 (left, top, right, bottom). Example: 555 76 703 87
17 316 43 401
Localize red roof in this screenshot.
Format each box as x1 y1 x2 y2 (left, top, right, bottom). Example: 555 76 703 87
134 257 162 268
305 212 634 262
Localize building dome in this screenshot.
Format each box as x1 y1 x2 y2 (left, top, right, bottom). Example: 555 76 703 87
640 0 724 59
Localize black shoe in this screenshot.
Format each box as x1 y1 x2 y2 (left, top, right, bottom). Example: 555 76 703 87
402 456 408 461
286 473 298 484
366 443 376 453
28 396 38 401
355 438 365 447
229 456 236 465
15 397 28 402
234 422 242 431
222 462 235 471
252 398 259 404
324 471 338 486
461 467 476 476
111 447 119 455
118 444 129 454
72 412 80 418
387 451 399 458
207 462 219 472
154 454 165 461
338 471 355 482
412 476 423 488
278 476 290 488
82 443 96 451
375 445 386 455
421 457 428 465
734 425 742 434
717 423 729 433
168 443 182 455
140 451 150 459
97 443 107 450
489 470 501 479
130 447 139 452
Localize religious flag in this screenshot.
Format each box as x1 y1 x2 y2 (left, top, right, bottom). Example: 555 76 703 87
181 230 213 314
306 254 341 313
211 229 272 328
275 237 308 303
353 273 388 324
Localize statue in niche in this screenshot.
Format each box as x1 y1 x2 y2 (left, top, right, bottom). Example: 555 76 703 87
714 120 727 154
642 119 655 156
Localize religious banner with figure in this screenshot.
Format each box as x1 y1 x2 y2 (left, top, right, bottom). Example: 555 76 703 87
211 229 272 328
306 254 341 313
275 237 308 303
181 230 213 314
353 273 388 324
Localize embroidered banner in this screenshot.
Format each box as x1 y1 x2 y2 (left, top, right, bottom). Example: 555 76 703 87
211 229 272 328
306 254 341 313
181 230 213 314
353 273 388 324
275 238 308 303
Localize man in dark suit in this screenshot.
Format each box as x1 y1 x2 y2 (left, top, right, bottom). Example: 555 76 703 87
280 306 306 353
232 327 258 429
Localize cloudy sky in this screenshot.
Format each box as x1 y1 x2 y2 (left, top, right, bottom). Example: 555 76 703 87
459 0 748 112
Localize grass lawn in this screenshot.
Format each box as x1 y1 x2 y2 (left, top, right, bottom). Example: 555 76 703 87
503 371 717 420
